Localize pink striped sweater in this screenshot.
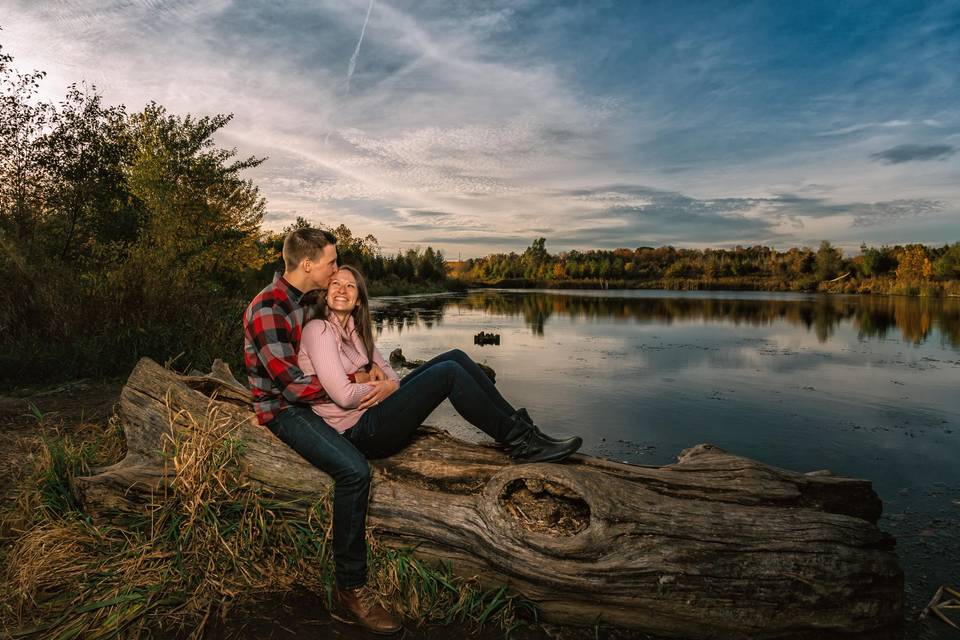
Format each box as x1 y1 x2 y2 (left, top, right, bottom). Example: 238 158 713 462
298 314 399 432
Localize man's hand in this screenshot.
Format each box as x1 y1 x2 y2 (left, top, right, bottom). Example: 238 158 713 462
369 364 387 382
358 379 399 410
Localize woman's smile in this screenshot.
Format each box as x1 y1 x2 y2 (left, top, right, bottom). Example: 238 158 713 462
327 273 359 316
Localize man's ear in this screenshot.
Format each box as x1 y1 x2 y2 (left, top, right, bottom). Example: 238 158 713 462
301 257 311 273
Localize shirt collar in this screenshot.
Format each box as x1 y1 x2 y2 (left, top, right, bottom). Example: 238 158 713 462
275 273 307 303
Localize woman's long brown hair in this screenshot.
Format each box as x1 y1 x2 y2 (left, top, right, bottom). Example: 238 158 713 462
315 264 376 362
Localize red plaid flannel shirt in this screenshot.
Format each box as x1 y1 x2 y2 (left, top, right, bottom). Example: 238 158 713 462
243 275 331 425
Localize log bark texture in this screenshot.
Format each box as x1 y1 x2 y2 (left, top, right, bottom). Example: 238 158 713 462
74 357 904 639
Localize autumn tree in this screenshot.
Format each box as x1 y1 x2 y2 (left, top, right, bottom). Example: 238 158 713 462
896 245 933 283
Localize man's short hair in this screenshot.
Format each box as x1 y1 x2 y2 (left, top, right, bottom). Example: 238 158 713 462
283 228 337 272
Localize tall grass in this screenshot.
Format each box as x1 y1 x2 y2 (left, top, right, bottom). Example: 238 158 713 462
0 402 530 638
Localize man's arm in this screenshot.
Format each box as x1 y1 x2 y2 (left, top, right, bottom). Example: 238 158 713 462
248 305 327 404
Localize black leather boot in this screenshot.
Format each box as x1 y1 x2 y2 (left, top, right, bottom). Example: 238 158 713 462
515 408 582 447
502 415 582 463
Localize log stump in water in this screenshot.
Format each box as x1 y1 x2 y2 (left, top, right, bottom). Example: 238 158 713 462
74 357 904 639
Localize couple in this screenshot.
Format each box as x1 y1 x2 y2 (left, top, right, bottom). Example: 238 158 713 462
243 228 582 634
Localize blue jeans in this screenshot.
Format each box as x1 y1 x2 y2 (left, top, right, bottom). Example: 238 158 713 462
346 349 517 458
266 350 518 589
266 405 370 589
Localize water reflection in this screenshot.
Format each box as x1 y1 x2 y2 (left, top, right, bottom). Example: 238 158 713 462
373 290 960 349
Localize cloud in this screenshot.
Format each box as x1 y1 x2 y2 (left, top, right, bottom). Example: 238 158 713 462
816 119 915 137
849 199 943 227
5 0 960 257
870 144 956 164
396 209 453 219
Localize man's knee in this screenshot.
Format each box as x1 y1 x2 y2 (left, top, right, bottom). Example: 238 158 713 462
337 458 371 488
448 348 468 362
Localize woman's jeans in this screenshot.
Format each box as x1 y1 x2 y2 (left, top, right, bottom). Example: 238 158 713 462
266 349 518 589
347 348 518 458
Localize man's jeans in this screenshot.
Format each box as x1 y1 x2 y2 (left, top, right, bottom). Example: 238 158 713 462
266 406 370 589
266 349 519 588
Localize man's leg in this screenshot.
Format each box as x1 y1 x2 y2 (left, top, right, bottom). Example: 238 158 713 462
267 406 370 589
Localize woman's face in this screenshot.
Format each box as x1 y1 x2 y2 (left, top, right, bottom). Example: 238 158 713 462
326 270 360 313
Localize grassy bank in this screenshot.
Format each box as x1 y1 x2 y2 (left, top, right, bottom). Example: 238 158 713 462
368 277 467 297
461 276 960 297
0 401 530 639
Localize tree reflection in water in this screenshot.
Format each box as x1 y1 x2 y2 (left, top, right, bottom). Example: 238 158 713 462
372 291 960 349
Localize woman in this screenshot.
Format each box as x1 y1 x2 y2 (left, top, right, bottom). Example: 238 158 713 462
299 264 582 462
296 265 581 632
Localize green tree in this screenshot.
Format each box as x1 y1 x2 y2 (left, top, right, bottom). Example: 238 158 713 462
933 243 960 279
815 241 842 280
859 244 896 277
0 42 49 242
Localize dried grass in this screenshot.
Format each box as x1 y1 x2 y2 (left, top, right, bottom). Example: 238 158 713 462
0 400 528 638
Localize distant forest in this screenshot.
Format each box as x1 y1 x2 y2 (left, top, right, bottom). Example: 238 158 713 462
454 237 960 296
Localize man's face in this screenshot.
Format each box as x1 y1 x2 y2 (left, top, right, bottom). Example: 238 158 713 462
306 244 338 291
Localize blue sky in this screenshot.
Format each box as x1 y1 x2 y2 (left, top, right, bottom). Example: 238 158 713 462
5 0 959 257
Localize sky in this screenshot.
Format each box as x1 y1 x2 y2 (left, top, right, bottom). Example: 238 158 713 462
4 0 960 258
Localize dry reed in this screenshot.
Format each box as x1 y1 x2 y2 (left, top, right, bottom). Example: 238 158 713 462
0 399 529 638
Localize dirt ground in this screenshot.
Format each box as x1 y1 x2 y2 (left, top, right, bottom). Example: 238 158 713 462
0 378 123 505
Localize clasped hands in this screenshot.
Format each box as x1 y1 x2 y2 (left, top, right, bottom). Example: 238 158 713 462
354 364 399 410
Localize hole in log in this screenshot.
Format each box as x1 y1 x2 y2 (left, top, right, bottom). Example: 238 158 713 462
183 379 251 409
499 477 590 536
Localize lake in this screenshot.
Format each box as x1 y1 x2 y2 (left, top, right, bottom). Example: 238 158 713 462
371 288 960 638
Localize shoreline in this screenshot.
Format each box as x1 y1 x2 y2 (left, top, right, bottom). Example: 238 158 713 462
455 277 960 298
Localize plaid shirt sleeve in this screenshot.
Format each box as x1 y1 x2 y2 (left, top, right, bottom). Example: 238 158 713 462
248 303 328 405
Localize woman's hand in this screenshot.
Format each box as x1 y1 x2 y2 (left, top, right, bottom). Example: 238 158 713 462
358 379 399 410
353 364 385 384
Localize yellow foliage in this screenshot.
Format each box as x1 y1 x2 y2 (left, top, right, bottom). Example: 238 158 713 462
896 245 932 282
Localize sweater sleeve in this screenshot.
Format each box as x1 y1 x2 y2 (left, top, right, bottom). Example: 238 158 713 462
300 321 372 409
371 345 400 382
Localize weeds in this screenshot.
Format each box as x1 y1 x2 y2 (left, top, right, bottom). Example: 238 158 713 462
1 401 528 638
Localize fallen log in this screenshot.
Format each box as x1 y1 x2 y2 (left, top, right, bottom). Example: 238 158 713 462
74 357 903 639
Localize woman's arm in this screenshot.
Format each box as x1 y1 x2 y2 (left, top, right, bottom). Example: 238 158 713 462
300 321 373 409
371 345 400 382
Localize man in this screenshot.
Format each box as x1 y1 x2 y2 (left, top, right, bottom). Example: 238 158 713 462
243 227 402 634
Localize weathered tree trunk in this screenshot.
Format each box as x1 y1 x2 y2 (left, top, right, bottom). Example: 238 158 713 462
74 357 903 639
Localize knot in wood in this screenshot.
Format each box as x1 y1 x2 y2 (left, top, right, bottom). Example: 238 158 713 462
498 477 590 536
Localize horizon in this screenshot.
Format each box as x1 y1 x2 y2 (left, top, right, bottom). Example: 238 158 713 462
5 0 960 259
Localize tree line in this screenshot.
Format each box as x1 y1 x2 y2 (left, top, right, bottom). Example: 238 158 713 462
456 238 960 296
0 44 448 384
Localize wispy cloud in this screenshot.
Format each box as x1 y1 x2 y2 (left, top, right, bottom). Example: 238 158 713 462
3 0 959 257
870 144 956 164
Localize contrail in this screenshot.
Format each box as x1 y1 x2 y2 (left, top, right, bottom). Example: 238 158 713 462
326 0 375 145
344 0 375 97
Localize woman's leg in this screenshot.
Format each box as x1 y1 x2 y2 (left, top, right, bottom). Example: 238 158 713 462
266 406 370 589
350 360 513 458
400 349 516 416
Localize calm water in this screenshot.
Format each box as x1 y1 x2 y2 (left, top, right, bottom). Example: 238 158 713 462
370 289 960 636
